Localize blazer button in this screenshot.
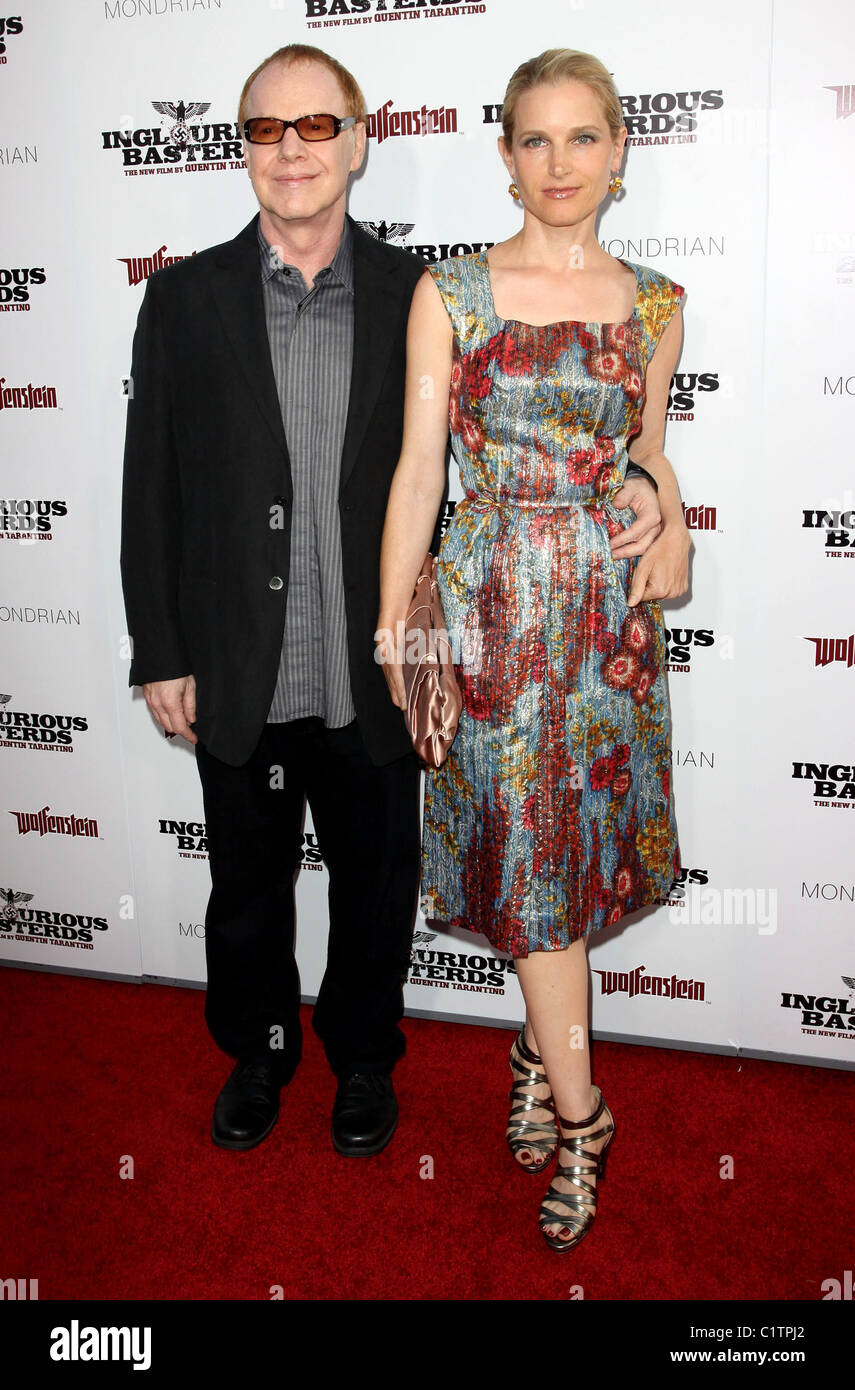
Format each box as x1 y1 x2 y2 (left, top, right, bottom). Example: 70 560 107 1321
269 576 284 591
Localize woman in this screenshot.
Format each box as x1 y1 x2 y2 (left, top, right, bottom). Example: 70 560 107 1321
377 48 690 1251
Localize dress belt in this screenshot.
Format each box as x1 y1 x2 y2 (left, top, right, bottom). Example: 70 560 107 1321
464 490 621 511
459 490 626 588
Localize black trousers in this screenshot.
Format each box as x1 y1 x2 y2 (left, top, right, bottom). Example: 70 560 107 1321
194 717 421 1081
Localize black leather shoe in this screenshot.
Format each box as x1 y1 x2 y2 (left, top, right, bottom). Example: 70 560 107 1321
331 1073 398 1157
211 1058 286 1150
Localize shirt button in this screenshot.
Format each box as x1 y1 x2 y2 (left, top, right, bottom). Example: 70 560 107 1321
269 576 284 591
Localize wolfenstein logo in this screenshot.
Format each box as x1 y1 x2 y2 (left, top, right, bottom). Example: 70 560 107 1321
594 963 706 1001
824 85 855 120
804 635 854 669
0 378 58 410
681 502 718 530
10 805 99 839
118 244 196 288
366 99 457 145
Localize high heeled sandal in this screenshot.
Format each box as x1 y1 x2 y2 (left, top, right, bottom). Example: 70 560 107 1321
539 1084 615 1252
506 1030 558 1175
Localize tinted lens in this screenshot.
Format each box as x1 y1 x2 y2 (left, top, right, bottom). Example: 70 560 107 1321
296 114 337 140
245 118 284 143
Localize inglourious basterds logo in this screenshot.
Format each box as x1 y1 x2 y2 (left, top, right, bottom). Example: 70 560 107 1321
656 865 709 908
668 371 719 420
0 15 22 65
0 499 67 541
305 1 488 27
664 626 715 672
781 979 855 1038
101 101 246 174
802 504 855 556
408 930 517 996
0 693 88 752
792 761 855 807
482 88 724 144
157 817 323 869
159 817 208 860
357 219 493 262
0 266 45 311
0 888 109 951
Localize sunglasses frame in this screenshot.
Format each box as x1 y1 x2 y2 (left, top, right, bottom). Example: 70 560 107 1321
242 114 358 144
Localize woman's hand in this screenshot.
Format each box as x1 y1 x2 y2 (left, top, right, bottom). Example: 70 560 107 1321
375 617 407 709
627 522 692 606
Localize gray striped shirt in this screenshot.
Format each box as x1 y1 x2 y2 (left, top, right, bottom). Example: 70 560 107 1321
258 217 356 728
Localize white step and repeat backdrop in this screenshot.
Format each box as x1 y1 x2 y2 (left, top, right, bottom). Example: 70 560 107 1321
1 0 853 1069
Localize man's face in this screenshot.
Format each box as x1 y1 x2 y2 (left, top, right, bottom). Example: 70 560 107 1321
242 59 366 232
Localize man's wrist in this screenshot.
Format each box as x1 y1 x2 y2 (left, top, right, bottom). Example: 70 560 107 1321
624 461 659 493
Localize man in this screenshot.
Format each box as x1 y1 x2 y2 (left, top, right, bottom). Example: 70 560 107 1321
120 43 662 1159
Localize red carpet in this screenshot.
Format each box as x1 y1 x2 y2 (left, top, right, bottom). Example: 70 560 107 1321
1 965 851 1302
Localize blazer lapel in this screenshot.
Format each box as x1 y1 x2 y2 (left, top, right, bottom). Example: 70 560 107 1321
338 215 406 497
210 214 290 464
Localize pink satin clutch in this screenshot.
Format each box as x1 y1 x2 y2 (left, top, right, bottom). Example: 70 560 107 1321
402 553 462 768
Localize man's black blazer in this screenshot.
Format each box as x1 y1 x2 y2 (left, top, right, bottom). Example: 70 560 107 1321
120 211 428 768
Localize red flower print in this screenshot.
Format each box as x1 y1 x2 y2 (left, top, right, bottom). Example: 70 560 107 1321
631 668 655 705
603 650 641 690
461 415 484 453
625 610 652 654
590 756 613 790
458 672 492 721
615 866 634 898
612 770 632 797
585 346 630 386
566 449 601 486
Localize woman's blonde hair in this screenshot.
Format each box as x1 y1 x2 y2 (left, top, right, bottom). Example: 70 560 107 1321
501 48 624 144
238 43 366 126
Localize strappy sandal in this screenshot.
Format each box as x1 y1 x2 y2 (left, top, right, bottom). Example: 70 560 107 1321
539 1085 615 1252
506 1029 558 1174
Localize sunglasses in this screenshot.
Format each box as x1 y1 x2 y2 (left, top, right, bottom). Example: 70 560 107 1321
243 114 357 144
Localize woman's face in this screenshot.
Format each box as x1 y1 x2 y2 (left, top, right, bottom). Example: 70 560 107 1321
500 78 626 228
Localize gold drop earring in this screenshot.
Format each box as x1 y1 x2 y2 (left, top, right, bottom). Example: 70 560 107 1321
508 181 521 200
608 171 623 193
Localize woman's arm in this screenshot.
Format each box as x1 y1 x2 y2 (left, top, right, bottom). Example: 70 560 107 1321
625 305 692 607
376 268 453 708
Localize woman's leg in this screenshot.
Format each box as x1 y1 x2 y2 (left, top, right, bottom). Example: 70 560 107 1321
515 937 611 1241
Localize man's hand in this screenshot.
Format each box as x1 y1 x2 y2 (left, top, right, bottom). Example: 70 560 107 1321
609 474 662 558
142 675 198 744
627 527 692 607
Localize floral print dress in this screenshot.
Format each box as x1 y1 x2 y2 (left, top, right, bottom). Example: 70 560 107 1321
419 250 685 958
